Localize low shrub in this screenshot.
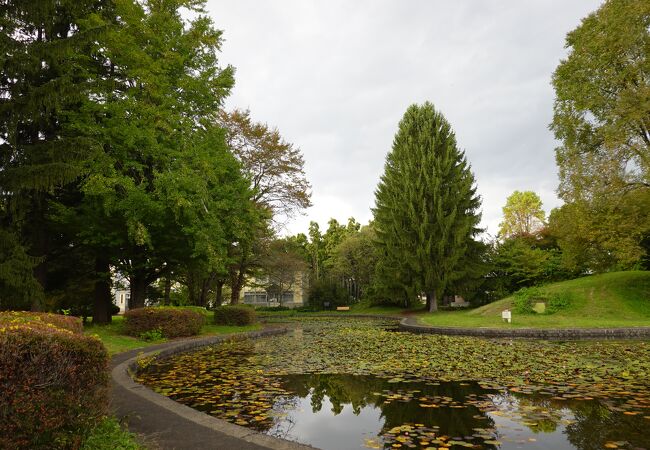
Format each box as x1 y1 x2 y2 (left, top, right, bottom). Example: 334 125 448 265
513 287 542 314
81 417 143 450
139 328 163 341
213 305 257 326
0 310 83 334
0 320 109 449
546 291 572 314
123 307 204 338
308 279 349 310
111 303 121 315
255 305 292 312
512 287 571 315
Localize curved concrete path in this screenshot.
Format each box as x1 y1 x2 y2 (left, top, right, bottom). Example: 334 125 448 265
398 316 650 338
110 329 315 450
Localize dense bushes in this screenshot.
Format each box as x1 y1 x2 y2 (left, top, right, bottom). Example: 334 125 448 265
0 318 109 449
213 305 257 326
308 279 350 309
124 307 205 338
512 287 571 314
0 310 83 333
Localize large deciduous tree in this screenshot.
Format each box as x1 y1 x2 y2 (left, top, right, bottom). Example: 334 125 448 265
218 109 311 303
551 0 650 200
373 102 482 312
550 0 650 272
498 191 546 238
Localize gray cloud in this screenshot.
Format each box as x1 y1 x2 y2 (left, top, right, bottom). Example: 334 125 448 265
206 0 603 236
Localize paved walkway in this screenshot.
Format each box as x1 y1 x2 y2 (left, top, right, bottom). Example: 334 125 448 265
110 331 314 450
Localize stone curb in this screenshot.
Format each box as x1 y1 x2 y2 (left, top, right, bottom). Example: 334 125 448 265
398 316 650 339
111 328 316 450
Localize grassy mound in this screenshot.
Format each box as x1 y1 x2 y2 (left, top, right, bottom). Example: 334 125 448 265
422 271 650 328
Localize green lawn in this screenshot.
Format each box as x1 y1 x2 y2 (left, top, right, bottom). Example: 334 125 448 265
421 271 650 328
84 315 261 356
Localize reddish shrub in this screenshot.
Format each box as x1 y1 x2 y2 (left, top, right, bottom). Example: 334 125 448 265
0 321 109 449
124 307 205 338
0 311 83 334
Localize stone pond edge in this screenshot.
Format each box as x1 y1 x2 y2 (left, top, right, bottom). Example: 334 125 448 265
398 316 650 338
111 316 650 449
260 313 650 338
111 327 317 450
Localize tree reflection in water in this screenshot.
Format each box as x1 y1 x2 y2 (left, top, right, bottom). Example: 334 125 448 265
262 374 648 450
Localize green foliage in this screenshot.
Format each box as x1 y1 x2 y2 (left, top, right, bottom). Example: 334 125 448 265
499 191 545 238
139 328 164 342
551 0 650 202
213 305 257 326
0 319 109 449
546 291 572 314
488 234 575 298
512 287 572 315
549 0 650 274
81 417 144 450
255 305 292 312
124 307 204 338
373 102 482 311
512 287 542 314
308 279 350 309
329 225 379 302
548 192 650 273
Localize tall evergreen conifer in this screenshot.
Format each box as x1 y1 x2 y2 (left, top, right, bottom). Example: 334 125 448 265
0 0 116 310
373 102 481 312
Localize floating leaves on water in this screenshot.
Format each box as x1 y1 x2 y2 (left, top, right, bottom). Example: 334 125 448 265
135 318 650 449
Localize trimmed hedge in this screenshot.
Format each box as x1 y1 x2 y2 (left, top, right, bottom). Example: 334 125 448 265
123 307 205 338
0 310 83 334
0 320 109 449
214 305 257 326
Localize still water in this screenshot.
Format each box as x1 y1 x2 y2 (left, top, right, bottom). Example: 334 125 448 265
264 374 644 450
137 320 649 450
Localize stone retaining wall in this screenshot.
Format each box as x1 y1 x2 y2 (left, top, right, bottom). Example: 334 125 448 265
398 318 650 339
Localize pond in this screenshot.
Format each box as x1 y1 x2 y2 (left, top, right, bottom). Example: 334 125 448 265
136 318 650 450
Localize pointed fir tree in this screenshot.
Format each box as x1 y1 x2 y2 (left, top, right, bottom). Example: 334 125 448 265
373 102 482 312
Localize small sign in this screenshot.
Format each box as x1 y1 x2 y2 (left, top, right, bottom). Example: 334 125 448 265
501 309 512 323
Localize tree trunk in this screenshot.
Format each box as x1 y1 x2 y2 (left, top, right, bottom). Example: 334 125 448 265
92 255 112 324
30 197 48 312
129 271 148 309
187 275 197 305
426 291 438 313
163 277 171 305
229 268 245 305
215 280 224 306
198 279 208 308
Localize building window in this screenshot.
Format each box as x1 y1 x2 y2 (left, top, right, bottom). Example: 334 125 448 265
281 292 294 303
120 294 124 305
244 292 267 304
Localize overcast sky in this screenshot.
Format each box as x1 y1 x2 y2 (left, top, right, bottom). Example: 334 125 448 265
205 0 603 237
